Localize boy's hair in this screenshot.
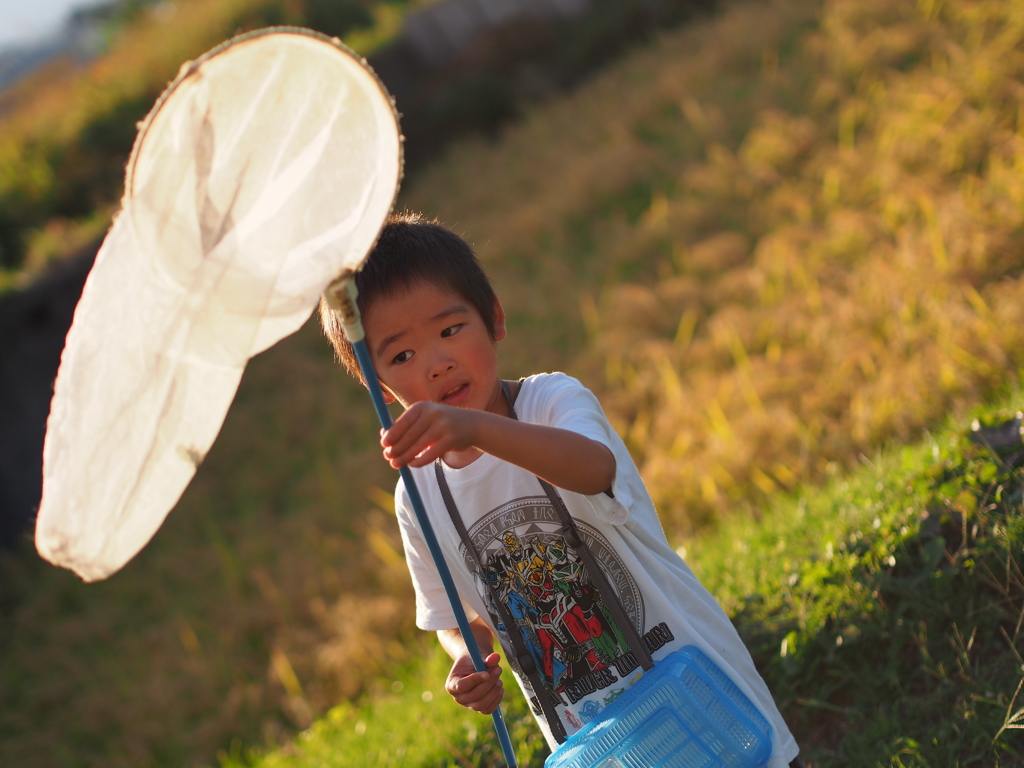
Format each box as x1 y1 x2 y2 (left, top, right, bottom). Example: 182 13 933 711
319 211 498 379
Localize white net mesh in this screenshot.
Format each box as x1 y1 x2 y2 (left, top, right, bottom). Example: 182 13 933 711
35 30 402 581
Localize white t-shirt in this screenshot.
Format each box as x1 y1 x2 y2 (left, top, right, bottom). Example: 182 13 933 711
395 372 798 765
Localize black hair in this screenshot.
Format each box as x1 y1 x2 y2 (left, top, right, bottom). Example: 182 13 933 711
319 211 497 379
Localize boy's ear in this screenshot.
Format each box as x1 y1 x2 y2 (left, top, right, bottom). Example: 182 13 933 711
361 371 397 404
378 381 398 404
491 297 507 342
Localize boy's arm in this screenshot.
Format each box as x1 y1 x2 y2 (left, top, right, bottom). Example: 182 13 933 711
438 616 505 714
383 403 615 495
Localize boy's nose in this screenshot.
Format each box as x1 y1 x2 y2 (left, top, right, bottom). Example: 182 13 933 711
428 355 456 379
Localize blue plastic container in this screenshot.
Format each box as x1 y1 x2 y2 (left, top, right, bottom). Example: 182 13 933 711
544 646 773 768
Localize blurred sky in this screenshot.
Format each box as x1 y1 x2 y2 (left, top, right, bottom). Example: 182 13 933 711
0 0 94 51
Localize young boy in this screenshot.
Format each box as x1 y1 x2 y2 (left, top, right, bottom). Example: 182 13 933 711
320 212 801 767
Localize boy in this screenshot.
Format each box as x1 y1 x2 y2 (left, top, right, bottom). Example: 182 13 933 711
320 212 801 767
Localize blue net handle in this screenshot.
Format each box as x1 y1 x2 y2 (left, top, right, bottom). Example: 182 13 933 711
327 276 518 768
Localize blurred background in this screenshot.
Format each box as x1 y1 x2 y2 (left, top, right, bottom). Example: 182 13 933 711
1 0 1023 766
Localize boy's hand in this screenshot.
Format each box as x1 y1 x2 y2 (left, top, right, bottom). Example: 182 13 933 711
381 402 477 468
446 651 504 714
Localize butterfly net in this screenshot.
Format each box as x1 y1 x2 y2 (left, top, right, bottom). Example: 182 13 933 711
35 30 402 581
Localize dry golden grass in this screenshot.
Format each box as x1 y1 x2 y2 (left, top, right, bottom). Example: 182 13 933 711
406 0 1024 537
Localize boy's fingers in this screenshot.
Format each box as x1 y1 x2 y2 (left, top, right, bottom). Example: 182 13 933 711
468 681 504 713
385 411 437 457
448 669 488 693
384 431 435 467
484 684 505 713
390 437 446 468
381 410 416 447
445 650 505 712
390 422 452 466
451 677 503 708
383 402 433 446
448 669 498 697
404 438 453 468
382 403 472 466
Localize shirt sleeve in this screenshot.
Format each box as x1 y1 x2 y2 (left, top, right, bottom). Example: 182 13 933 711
525 373 638 525
394 478 480 630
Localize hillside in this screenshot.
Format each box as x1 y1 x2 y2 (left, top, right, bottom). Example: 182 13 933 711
2 0 1023 765
690 399 1024 766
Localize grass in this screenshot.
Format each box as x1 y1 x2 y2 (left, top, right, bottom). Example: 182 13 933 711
214 647 549 768
3 0 1024 764
692 395 1024 766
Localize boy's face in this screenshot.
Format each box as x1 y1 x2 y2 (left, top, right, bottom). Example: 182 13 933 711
363 280 507 415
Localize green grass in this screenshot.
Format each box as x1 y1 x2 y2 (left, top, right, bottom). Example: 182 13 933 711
693 396 1024 766
215 646 550 768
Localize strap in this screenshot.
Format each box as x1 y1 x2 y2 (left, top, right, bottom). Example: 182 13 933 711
502 377 648 668
435 461 569 743
501 378 522 413
535 477 654 672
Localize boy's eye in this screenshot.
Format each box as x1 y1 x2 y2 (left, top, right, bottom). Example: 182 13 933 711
392 350 413 364
441 324 463 338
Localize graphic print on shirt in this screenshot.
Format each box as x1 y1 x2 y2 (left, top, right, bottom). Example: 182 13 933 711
462 496 654 713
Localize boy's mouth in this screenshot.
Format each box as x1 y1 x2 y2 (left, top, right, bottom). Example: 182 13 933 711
440 382 469 405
